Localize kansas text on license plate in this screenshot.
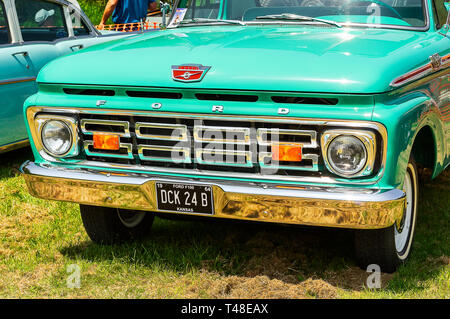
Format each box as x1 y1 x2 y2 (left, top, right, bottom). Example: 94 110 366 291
156 182 214 215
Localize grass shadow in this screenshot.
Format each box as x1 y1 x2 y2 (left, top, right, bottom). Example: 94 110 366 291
0 147 33 179
60 214 368 289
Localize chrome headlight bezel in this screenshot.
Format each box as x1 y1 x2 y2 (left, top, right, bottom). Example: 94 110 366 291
35 115 79 158
321 130 377 178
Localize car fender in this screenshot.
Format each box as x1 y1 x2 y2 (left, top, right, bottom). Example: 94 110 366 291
374 91 446 189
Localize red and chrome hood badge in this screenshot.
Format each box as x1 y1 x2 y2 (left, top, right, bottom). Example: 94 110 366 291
172 64 211 82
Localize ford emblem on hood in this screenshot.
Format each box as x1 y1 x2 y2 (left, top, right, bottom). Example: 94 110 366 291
172 64 211 82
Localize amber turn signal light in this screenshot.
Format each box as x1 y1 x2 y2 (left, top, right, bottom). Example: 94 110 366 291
93 133 120 151
272 144 303 162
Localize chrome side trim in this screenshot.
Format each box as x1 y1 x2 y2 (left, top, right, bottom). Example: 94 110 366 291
0 139 29 154
26 107 388 185
21 161 406 229
0 77 36 86
390 54 450 88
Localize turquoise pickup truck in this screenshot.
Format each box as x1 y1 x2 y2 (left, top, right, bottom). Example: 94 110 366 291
21 0 449 272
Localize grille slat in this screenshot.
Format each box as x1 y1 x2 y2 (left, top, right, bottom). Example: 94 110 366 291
81 119 130 137
136 122 189 141
138 145 191 163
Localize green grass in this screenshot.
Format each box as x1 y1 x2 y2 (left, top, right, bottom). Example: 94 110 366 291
0 148 448 298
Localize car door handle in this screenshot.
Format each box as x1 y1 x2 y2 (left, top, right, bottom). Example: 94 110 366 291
70 44 84 51
12 51 29 57
12 51 30 69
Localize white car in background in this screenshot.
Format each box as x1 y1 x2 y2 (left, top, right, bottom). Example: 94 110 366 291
0 0 129 153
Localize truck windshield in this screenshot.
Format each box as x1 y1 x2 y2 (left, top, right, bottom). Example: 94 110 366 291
176 0 428 30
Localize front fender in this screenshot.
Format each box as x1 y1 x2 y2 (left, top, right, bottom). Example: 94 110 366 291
374 91 446 189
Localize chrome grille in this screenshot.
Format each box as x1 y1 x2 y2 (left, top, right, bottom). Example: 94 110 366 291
81 119 133 160
134 122 191 163
79 114 322 176
257 129 318 172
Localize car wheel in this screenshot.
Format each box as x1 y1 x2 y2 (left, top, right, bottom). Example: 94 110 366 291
80 205 154 244
354 157 418 273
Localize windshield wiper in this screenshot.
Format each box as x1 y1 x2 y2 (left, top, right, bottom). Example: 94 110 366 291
255 13 341 28
178 18 246 26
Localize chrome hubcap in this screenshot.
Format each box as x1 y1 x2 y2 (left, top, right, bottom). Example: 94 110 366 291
395 169 413 254
117 210 146 228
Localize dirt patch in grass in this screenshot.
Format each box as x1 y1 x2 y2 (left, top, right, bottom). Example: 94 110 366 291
0 248 14 258
324 266 394 290
0 264 60 297
435 256 449 266
180 272 338 299
197 224 396 293
0 208 52 241
229 227 384 291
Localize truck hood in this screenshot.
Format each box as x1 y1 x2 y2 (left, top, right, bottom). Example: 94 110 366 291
38 25 436 94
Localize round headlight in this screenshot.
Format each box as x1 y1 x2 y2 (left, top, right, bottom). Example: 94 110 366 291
41 120 72 156
327 135 367 176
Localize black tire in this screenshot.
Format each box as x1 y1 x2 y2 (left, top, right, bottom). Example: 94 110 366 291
354 157 418 273
80 205 154 244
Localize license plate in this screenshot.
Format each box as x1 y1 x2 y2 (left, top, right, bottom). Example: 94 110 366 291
156 182 214 215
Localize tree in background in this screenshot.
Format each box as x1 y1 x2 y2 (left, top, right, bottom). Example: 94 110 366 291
77 0 177 25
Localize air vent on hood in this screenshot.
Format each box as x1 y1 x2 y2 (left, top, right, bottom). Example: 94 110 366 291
63 88 115 96
271 96 338 105
126 90 183 99
196 93 259 102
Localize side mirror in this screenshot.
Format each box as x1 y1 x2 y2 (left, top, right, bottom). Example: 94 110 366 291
160 2 171 29
440 6 450 35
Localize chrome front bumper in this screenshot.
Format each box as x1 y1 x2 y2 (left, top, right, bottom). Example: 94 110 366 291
20 161 406 229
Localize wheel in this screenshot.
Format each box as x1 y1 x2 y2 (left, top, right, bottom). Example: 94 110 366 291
80 205 155 244
354 157 418 273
